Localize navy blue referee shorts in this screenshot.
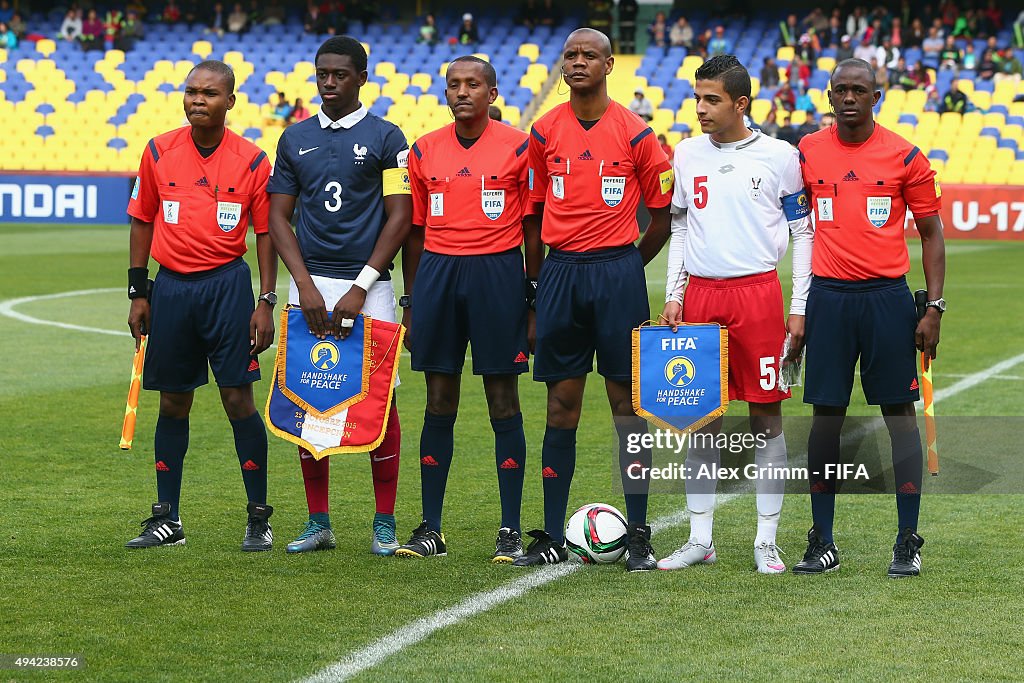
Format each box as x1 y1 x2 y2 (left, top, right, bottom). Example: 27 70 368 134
144 257 260 393
803 275 920 407
410 248 530 375
533 245 649 383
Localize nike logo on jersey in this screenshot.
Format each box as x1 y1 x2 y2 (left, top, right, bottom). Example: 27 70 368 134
372 453 397 462
299 146 319 155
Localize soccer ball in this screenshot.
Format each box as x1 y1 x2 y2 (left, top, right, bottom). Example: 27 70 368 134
565 503 628 564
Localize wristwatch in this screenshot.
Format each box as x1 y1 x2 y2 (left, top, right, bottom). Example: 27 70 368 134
258 291 278 307
398 295 412 309
925 298 946 315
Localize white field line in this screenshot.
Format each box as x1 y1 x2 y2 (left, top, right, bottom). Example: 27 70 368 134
0 288 127 336
299 350 1024 683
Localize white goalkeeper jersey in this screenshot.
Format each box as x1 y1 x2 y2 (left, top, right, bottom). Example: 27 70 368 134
666 129 813 314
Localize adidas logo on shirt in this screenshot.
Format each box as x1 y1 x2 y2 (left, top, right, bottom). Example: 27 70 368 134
578 150 593 160
195 176 210 187
456 166 472 177
843 170 859 181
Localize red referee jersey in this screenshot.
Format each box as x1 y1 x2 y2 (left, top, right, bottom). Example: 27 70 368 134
528 101 673 252
127 126 271 274
798 123 941 280
409 119 531 255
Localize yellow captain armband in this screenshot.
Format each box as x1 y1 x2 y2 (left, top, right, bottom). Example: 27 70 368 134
383 168 411 196
659 168 675 195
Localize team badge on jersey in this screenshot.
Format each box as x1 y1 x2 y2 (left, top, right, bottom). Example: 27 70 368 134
430 192 444 216
817 197 833 221
162 200 180 225
216 201 243 232
481 189 505 220
552 175 565 200
866 196 892 227
749 177 762 201
601 176 625 207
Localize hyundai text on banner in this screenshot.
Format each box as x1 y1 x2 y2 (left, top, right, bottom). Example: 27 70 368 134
0 174 134 224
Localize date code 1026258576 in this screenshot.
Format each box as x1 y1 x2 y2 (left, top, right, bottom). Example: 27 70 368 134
0 655 85 669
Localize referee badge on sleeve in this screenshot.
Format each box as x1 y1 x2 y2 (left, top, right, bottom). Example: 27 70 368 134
216 201 243 232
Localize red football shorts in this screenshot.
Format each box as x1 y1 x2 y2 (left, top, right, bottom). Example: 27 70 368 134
682 270 790 404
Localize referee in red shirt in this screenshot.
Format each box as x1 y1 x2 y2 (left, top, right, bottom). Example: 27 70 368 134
125 60 279 551
514 28 674 571
793 59 945 578
397 56 534 562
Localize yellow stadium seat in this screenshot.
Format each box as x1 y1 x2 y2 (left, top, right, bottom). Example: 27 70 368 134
192 40 213 59
375 62 396 78
518 43 539 62
816 57 836 73
750 99 771 123
776 46 795 62
971 92 991 110
791 110 807 126
956 79 974 95
410 72 432 91
1002 124 1023 143
904 89 926 112
982 112 1005 127
106 49 126 66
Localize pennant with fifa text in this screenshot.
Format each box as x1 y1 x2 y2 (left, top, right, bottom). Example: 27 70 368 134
265 307 404 459
632 323 729 433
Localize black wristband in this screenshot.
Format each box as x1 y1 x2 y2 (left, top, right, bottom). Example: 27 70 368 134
525 278 539 311
128 267 149 299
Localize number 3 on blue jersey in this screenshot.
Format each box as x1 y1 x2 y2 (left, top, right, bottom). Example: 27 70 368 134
324 181 343 212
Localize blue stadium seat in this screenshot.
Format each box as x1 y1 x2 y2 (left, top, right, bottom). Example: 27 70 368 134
989 104 1009 115
898 113 919 125
975 80 995 93
243 127 263 139
107 138 129 150
36 103 56 115
1008 116 1024 127
671 123 692 133
980 127 1001 138
927 149 949 162
997 138 1018 150
1016 150 1024 161
36 125 56 138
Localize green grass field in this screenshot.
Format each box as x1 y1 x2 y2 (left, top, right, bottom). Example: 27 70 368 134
1 223 1022 682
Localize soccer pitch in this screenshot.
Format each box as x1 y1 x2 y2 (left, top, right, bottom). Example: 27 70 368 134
1 222 1022 681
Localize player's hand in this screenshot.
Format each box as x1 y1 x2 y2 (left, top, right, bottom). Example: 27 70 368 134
660 301 683 331
332 286 367 340
401 307 412 352
297 282 329 339
527 309 536 354
250 304 275 355
784 314 806 363
915 308 941 362
128 298 150 351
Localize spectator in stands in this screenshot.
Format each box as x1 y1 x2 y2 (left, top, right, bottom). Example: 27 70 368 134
922 26 944 59
787 54 811 92
103 9 123 49
881 37 901 69
804 7 829 34
760 108 781 138
206 2 228 37
656 133 672 157
458 13 479 46
940 80 968 114
911 61 932 89
825 16 842 48
290 98 310 123
777 112 799 145
588 0 614 43
263 0 285 25
517 0 538 29
962 42 977 70
978 48 998 80
797 33 817 63
846 7 868 41
326 1 348 35
905 18 926 48
819 112 835 129
629 89 654 121
890 56 914 89
59 9 83 42
774 80 796 112
924 87 942 112
0 21 15 49
940 0 958 32
997 48 1022 82
708 25 729 56
982 0 1002 37
267 91 293 125
80 9 104 51
0 0 11 25
890 17 903 46
418 13 438 45
854 36 876 63
779 14 799 47
8 10 24 40
489 105 502 121
244 0 263 26
760 56 780 88
952 9 977 39
162 0 182 24
797 111 818 141
647 11 667 49
871 57 888 89
227 2 248 34
670 16 693 50
116 9 144 51
939 35 962 70
303 2 327 35
537 0 562 27
618 0 638 53
836 34 854 62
